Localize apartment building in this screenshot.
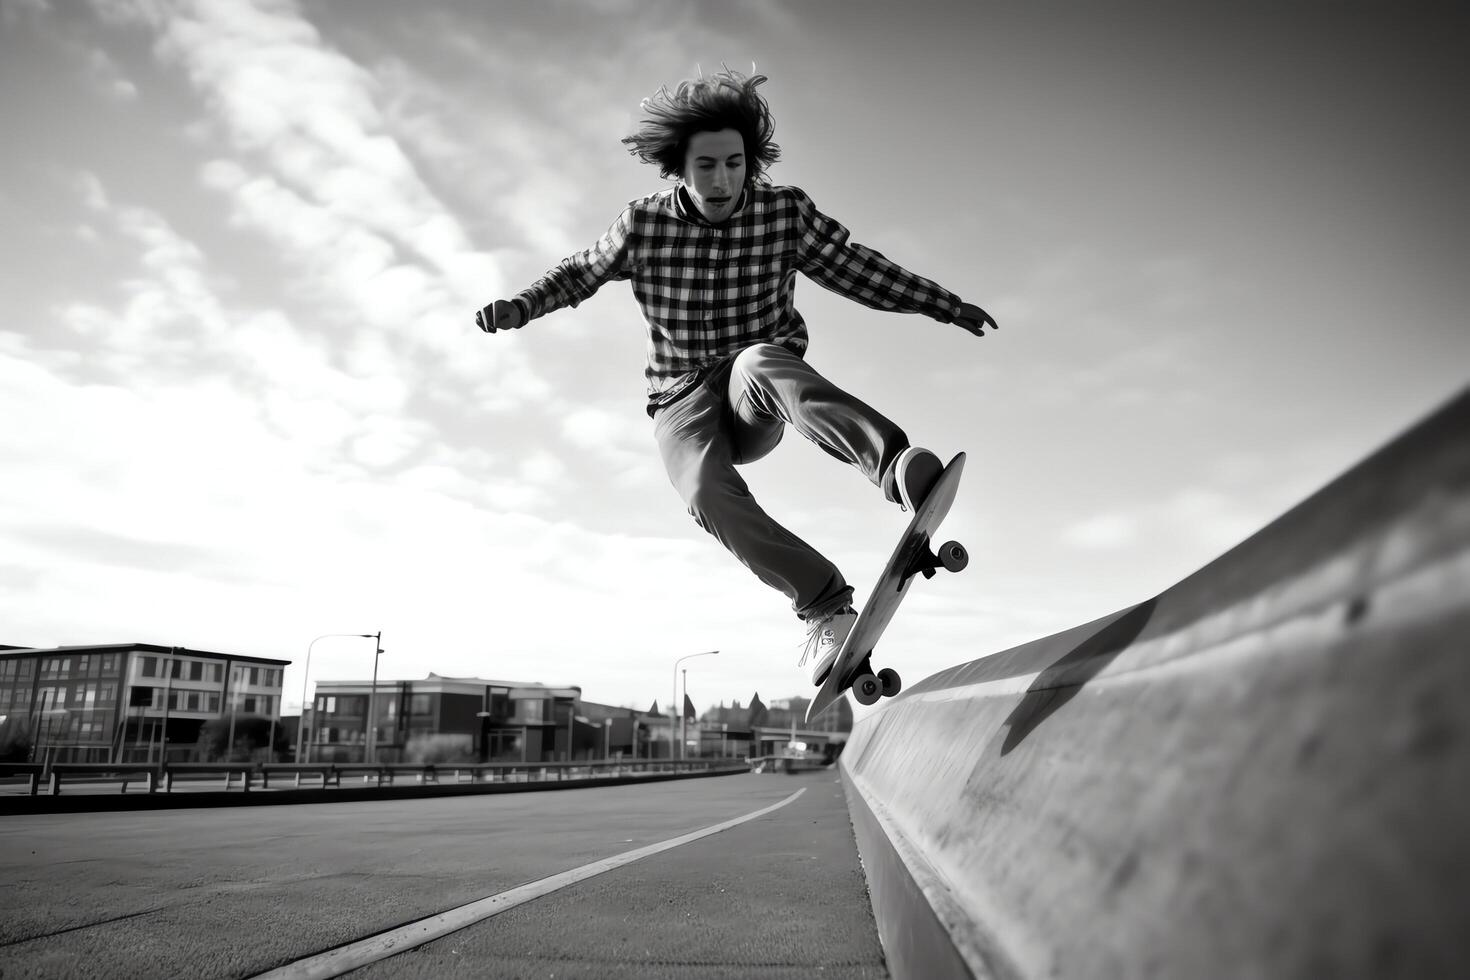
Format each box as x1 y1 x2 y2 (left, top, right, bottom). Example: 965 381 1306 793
0 643 289 764
307 673 604 764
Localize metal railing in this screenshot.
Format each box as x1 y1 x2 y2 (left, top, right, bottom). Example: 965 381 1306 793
0 758 745 797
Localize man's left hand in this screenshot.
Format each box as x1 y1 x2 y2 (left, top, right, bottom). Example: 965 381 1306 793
954 302 998 337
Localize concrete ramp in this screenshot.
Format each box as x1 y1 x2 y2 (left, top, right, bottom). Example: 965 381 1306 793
842 387 1470 979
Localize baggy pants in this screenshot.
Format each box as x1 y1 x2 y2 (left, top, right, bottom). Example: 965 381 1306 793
653 343 911 621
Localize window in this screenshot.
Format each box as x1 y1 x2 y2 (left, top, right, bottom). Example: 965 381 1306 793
186 692 200 711
208 694 220 712
170 659 184 680
100 684 114 702
141 657 157 678
243 696 257 713
409 694 432 715
76 656 90 675
208 664 222 683
102 655 116 672
189 662 203 681
167 691 178 710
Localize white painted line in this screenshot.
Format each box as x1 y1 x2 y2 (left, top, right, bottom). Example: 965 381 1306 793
249 788 806 980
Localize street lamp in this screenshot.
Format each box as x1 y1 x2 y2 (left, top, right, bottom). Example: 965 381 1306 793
671 651 718 762
298 633 376 763
365 633 383 764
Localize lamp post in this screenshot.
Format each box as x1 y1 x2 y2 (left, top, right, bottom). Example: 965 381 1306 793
39 708 68 773
297 633 376 763
226 664 241 762
671 651 717 762
365 632 383 764
159 647 177 767
29 689 52 764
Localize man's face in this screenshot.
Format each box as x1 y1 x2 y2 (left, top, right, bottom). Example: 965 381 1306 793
682 128 746 223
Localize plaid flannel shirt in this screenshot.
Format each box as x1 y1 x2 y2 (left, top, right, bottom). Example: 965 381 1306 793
512 183 963 412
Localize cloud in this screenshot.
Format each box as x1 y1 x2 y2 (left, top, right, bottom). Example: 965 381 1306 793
1061 513 1140 551
57 185 231 379
2 0 51 20
94 0 531 402
83 45 138 102
1060 486 1266 559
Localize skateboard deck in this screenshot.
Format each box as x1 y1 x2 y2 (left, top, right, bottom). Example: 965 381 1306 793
806 453 969 722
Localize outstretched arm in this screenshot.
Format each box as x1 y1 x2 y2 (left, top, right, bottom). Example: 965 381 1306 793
473 206 633 336
794 189 995 337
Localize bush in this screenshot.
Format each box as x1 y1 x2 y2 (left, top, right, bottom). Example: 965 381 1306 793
196 714 289 762
404 733 475 765
0 717 32 763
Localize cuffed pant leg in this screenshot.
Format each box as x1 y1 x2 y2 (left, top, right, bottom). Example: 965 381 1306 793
654 381 851 620
729 344 911 502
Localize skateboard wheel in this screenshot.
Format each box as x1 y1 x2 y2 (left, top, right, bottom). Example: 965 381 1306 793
878 668 902 697
852 673 882 706
939 541 969 573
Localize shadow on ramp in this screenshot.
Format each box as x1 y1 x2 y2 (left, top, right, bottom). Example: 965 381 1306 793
999 599 1157 755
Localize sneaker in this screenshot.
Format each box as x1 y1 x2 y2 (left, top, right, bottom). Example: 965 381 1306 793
894 446 943 512
800 606 858 686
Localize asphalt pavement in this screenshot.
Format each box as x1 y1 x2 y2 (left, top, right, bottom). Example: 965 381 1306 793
0 770 886 979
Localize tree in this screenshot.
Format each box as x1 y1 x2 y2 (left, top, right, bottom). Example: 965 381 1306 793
0 717 32 763
196 714 289 762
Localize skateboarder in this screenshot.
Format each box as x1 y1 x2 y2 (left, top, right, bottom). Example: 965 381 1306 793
476 70 996 687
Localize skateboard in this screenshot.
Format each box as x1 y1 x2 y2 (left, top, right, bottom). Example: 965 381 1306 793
806 453 969 722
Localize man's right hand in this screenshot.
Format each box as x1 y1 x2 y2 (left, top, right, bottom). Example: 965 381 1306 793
475 299 525 333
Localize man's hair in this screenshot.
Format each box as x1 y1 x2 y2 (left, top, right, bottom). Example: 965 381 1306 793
622 69 781 185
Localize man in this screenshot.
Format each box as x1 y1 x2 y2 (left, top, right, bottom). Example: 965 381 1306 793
477 70 996 687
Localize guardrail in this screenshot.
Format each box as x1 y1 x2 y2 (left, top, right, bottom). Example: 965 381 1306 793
745 755 830 774
0 758 741 797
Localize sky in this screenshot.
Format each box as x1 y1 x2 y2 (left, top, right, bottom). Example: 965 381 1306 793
2 0 1467 718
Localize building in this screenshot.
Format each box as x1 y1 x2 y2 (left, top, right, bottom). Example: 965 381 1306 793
307 673 609 765
694 693 853 759
0 643 288 764
578 699 661 759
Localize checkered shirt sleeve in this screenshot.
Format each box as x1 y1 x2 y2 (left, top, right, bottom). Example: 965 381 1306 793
513 207 634 323
511 185 962 401
790 188 962 323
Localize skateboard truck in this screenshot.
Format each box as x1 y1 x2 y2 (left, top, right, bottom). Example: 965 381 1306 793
897 537 969 590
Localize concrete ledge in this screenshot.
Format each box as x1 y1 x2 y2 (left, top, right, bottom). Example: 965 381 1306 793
842 387 1470 978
